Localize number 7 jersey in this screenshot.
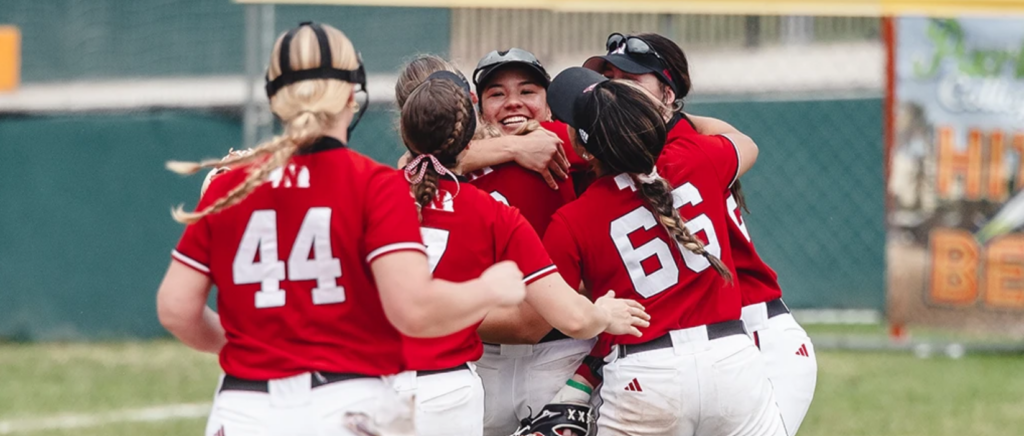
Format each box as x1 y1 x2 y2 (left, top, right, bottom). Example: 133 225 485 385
172 138 427 379
405 179 558 371
542 134 743 345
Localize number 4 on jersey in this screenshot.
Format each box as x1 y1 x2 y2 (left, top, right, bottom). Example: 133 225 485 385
233 208 344 309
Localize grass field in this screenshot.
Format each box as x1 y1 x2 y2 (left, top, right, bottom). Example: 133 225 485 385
2 339 1023 436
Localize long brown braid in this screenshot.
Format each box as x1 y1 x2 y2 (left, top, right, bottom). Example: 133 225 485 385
637 32 749 214
400 78 475 220
166 24 359 225
575 80 732 282
630 174 733 282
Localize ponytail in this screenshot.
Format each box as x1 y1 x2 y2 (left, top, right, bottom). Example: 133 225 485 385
630 171 733 283
168 111 328 224
400 74 475 220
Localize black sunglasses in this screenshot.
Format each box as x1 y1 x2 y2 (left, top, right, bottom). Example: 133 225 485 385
605 33 663 60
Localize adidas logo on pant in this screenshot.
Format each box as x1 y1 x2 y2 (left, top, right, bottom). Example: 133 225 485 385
624 378 643 392
795 344 809 357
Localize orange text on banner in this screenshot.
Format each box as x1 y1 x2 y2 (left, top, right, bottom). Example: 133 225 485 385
936 127 1024 201
929 230 1024 310
0 26 20 92
929 228 979 306
984 235 1024 310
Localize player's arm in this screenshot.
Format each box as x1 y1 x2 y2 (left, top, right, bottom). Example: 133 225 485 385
508 212 649 340
477 301 553 344
367 169 526 338
456 131 570 189
526 275 648 340
374 252 525 339
687 114 758 177
156 260 225 354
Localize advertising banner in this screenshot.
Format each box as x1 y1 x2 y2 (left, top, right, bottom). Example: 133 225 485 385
888 17 1024 335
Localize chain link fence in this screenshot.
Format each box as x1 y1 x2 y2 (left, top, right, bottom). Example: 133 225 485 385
9 2 1019 353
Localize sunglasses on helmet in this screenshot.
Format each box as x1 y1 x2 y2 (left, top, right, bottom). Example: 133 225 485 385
605 33 663 60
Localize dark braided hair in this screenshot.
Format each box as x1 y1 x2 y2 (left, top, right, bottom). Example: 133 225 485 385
400 78 475 220
637 32 749 213
575 80 732 282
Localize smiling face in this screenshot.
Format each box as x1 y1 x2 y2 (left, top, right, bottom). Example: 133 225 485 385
479 65 552 135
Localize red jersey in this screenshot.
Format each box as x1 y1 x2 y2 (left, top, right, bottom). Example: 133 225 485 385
404 180 558 371
466 123 578 236
172 138 426 379
666 121 783 306
543 134 742 345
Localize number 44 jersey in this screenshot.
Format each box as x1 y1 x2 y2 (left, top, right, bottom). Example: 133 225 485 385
542 134 743 347
404 178 558 372
172 139 427 379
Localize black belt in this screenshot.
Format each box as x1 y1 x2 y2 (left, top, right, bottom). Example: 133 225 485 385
482 329 571 348
538 328 570 343
617 320 747 359
220 372 370 393
417 363 470 377
766 298 790 318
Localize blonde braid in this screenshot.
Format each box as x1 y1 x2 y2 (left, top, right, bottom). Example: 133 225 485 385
630 174 734 283
170 112 328 224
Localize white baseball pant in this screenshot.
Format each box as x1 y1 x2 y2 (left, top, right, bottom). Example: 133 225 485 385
204 372 403 436
597 322 786 436
391 365 486 436
742 300 818 436
476 338 596 436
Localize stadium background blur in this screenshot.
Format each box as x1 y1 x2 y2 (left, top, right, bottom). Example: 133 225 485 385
0 1 1022 435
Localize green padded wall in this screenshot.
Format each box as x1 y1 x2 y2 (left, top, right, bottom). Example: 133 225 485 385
0 108 404 340
688 98 885 310
0 99 883 340
5 0 450 81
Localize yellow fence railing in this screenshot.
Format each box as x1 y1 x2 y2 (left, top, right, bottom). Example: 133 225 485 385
235 0 1024 17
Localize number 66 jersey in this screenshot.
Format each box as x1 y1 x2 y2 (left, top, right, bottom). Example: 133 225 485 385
542 135 743 346
171 138 427 380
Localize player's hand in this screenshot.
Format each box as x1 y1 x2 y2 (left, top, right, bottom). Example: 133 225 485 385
512 129 570 190
595 291 650 337
481 261 527 307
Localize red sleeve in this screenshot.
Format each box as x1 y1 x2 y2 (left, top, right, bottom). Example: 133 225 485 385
542 213 583 290
364 168 426 263
540 121 587 169
699 134 741 190
493 199 557 285
172 172 233 276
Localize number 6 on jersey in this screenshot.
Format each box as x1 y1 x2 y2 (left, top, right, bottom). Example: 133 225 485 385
233 208 344 308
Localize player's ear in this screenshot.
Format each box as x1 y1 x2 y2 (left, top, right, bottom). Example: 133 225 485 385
663 86 676 108
470 91 479 105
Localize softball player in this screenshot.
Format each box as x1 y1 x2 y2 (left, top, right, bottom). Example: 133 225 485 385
542 68 785 436
585 32 817 435
155 22 526 436
391 67 649 436
396 54 572 193
448 49 611 436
